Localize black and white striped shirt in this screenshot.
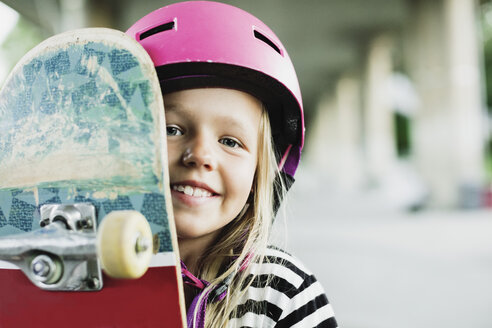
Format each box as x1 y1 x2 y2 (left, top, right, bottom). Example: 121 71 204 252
229 247 337 327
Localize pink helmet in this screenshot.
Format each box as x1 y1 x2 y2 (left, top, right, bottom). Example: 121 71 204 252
126 1 304 184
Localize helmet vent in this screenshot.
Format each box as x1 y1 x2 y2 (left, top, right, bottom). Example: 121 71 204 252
253 30 282 55
139 21 175 41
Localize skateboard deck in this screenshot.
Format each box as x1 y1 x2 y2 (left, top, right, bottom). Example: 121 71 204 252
0 28 185 327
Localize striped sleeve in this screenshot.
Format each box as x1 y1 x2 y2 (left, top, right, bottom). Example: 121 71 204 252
229 247 337 328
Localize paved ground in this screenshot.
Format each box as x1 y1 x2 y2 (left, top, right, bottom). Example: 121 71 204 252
277 168 492 328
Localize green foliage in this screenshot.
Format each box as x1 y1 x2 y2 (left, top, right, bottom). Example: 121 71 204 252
394 113 411 158
481 3 492 114
481 2 492 181
486 139 492 181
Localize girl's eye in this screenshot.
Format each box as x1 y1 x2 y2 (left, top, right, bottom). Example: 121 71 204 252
166 125 183 136
219 137 242 149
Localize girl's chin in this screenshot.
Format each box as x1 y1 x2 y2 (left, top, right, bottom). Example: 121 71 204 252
176 228 220 243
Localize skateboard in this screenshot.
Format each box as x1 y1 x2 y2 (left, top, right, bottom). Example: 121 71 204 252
0 28 186 327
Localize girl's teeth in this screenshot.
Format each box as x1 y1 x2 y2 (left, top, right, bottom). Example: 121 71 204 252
174 185 212 197
184 185 194 196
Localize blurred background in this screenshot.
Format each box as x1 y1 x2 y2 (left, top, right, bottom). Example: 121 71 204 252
0 0 491 327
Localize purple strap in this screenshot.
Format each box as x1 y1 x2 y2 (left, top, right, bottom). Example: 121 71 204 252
186 286 212 328
181 261 229 328
180 253 252 328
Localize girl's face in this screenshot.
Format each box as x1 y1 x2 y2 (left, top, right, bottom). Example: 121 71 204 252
164 88 262 241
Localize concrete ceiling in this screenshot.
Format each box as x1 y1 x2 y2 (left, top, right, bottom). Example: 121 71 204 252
2 0 410 116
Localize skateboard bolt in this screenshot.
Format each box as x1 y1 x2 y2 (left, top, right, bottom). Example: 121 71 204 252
83 218 93 228
87 277 101 290
31 254 56 282
135 234 151 254
77 218 93 230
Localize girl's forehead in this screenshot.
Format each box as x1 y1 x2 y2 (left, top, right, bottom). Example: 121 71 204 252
164 88 263 125
164 87 261 105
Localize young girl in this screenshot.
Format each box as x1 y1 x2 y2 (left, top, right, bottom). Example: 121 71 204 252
127 1 337 327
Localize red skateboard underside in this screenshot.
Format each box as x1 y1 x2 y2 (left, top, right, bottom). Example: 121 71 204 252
0 266 184 327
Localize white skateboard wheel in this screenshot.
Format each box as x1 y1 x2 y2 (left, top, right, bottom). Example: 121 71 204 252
97 210 153 279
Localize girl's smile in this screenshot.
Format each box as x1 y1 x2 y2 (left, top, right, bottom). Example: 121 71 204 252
164 88 262 241
172 182 216 198
171 180 219 206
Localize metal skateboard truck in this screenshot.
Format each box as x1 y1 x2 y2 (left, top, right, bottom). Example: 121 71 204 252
0 204 153 291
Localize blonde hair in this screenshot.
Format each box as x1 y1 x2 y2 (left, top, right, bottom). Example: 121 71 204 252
189 107 284 327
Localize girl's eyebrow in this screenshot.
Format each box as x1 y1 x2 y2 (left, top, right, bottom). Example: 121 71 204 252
217 116 250 134
164 103 179 112
164 103 198 116
164 103 194 119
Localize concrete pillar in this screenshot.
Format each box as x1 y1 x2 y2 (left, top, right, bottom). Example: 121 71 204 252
60 0 88 31
363 34 397 185
32 0 89 33
305 93 338 180
33 0 117 33
445 0 485 197
333 74 364 191
304 74 364 191
406 0 485 208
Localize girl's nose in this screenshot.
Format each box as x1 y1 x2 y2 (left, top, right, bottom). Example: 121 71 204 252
181 139 216 170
